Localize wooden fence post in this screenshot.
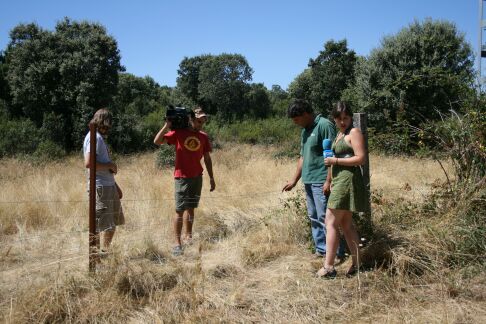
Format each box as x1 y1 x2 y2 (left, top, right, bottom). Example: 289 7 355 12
353 113 372 235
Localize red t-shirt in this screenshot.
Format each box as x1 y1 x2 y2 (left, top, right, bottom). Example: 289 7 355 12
163 129 212 178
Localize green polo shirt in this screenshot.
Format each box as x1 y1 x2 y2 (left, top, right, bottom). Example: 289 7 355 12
300 114 336 184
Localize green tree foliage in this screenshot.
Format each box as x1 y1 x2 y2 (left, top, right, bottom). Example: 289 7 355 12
198 54 253 119
0 52 10 106
109 73 173 153
176 53 262 120
176 55 211 106
112 73 169 116
5 18 123 150
308 39 357 114
288 68 312 102
245 83 271 118
347 19 474 129
268 84 289 117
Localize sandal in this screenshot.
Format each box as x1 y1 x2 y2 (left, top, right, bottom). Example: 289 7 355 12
316 266 337 279
345 264 360 277
172 245 184 256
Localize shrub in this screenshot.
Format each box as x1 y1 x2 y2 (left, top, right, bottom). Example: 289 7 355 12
0 118 41 157
155 145 175 169
205 117 298 145
32 140 66 162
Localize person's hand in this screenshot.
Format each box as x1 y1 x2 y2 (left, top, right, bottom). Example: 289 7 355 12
164 120 172 130
116 183 123 199
323 181 331 196
324 157 337 167
282 180 297 192
209 178 216 192
109 162 118 175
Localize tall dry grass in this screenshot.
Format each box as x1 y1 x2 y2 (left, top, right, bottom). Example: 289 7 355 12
1 146 485 323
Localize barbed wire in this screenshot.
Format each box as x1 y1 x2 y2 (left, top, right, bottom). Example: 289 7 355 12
0 178 443 280
0 190 282 205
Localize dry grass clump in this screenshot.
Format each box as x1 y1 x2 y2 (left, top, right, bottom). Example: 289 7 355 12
6 275 132 323
196 212 230 243
207 263 240 278
115 261 179 299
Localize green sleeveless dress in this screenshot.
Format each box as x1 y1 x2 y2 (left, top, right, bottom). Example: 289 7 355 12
327 134 368 213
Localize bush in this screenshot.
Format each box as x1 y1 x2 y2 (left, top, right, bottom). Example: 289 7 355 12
205 117 299 145
0 118 41 157
155 145 175 169
368 124 415 155
421 100 485 186
32 140 66 162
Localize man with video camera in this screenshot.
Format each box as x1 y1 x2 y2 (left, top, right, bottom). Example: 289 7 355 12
154 106 215 256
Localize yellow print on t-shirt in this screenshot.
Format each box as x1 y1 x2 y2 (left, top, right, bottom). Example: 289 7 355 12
184 136 201 151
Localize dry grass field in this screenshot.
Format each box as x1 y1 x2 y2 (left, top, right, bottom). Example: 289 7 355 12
0 144 485 323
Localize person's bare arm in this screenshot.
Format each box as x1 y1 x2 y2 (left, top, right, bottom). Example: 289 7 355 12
203 152 215 192
115 182 123 199
323 166 332 195
282 157 303 192
154 121 171 145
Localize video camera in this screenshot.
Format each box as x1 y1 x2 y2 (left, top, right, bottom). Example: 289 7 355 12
165 105 190 129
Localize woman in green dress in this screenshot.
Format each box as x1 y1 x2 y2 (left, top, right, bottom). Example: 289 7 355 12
317 101 368 278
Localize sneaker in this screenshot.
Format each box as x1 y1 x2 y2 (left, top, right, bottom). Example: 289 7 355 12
316 266 337 279
314 250 326 258
172 245 184 256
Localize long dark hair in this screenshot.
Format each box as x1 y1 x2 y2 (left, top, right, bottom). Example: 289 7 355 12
332 101 354 134
331 101 353 119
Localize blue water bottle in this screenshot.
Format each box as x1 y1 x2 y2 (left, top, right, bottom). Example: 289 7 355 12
322 139 333 158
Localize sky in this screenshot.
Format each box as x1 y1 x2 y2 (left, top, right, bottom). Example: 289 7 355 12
0 0 479 90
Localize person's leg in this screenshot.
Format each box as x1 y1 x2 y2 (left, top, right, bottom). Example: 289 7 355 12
183 208 195 240
323 208 343 269
304 184 324 255
173 210 184 247
103 229 115 250
340 211 361 267
310 184 327 254
95 185 117 252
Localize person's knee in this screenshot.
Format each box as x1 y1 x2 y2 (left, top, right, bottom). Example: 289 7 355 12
325 215 338 227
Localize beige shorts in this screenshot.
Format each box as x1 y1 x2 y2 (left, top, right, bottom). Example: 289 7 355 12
95 185 124 232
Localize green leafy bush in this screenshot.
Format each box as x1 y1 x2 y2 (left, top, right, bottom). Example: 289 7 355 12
0 118 41 157
32 140 66 162
205 117 298 145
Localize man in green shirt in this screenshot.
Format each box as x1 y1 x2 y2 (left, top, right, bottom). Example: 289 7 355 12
282 99 345 258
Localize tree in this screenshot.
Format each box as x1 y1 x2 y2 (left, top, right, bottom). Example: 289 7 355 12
245 83 271 118
5 18 123 150
268 85 288 102
0 52 11 108
176 53 254 120
176 55 211 105
112 73 168 116
348 19 474 129
288 68 312 102
308 39 357 114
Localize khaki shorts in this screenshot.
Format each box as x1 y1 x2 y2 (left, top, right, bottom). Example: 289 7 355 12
174 176 203 212
95 185 124 232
